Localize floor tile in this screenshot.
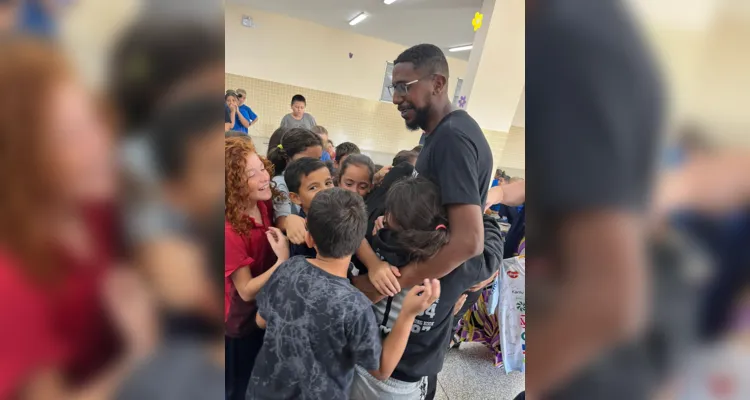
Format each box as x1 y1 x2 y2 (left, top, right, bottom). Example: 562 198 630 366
437 342 525 400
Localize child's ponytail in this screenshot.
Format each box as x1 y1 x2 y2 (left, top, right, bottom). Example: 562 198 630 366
392 224 450 262
267 127 323 175
384 177 452 261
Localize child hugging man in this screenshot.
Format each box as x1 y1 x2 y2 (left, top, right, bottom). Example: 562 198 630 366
283 157 335 258
247 188 441 400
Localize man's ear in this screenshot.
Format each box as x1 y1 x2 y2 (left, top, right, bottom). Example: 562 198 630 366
433 74 448 95
305 231 315 249
289 192 302 206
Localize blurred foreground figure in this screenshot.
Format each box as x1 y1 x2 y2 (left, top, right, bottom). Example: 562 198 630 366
525 0 664 398
117 208 225 400
0 38 156 399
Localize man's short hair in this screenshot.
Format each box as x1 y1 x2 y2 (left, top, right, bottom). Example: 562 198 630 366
151 94 219 181
291 94 306 105
236 88 247 97
394 44 449 78
392 150 418 166
335 142 361 164
284 157 327 194
307 188 367 259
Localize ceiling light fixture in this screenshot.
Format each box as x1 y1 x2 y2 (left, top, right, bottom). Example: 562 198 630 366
448 45 473 52
349 12 368 26
384 0 399 4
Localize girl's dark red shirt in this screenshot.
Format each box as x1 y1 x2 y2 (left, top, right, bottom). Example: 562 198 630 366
224 200 277 338
0 204 119 398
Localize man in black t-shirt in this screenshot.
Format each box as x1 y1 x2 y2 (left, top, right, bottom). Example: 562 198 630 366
352 44 495 399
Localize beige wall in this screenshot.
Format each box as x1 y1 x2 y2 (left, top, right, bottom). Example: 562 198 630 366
226 4 468 101
228 74 523 177
226 5 524 176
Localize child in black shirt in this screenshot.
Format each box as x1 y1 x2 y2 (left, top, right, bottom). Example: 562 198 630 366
350 178 503 399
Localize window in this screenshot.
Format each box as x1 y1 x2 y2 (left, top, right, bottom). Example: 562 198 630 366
452 78 464 108
380 62 394 102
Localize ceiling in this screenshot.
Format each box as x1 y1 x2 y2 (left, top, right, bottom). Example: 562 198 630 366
227 0 482 60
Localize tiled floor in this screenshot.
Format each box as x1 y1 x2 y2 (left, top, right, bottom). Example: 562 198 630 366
435 342 525 400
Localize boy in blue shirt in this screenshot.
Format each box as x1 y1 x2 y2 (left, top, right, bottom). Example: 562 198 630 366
233 88 257 133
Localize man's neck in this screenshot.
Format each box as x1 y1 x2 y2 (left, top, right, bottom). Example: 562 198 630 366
308 255 351 278
423 99 454 134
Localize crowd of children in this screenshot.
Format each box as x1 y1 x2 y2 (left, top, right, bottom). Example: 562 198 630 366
222 43 524 400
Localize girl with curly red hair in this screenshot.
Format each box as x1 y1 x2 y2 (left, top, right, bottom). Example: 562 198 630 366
224 137 288 400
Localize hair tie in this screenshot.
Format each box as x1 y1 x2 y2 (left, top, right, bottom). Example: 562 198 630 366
277 144 284 150
435 224 447 231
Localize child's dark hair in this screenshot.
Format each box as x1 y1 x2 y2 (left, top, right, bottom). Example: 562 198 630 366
266 127 288 156
393 150 418 166
267 128 323 175
150 94 219 181
338 154 376 185
335 142 361 164
291 94 306 105
284 158 328 194
307 188 367 258
385 177 450 262
412 145 423 154
225 91 238 101
324 160 336 177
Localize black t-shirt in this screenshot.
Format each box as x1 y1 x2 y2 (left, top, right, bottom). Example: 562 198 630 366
415 110 493 209
369 215 504 382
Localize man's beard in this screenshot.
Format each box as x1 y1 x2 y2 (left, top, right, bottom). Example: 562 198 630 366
406 105 431 131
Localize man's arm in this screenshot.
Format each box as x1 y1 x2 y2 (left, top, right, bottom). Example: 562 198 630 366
397 204 484 288
249 109 259 126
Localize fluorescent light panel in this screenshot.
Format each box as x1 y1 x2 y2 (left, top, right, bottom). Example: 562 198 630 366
349 12 368 25
449 45 473 52
384 0 398 4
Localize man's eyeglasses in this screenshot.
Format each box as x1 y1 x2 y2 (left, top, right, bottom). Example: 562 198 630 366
387 75 434 97
237 94 245 99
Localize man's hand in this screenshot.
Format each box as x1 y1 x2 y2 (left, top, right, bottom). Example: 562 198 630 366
469 271 498 292
368 261 402 296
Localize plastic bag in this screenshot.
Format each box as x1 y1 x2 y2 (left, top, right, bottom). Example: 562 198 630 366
499 256 525 374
